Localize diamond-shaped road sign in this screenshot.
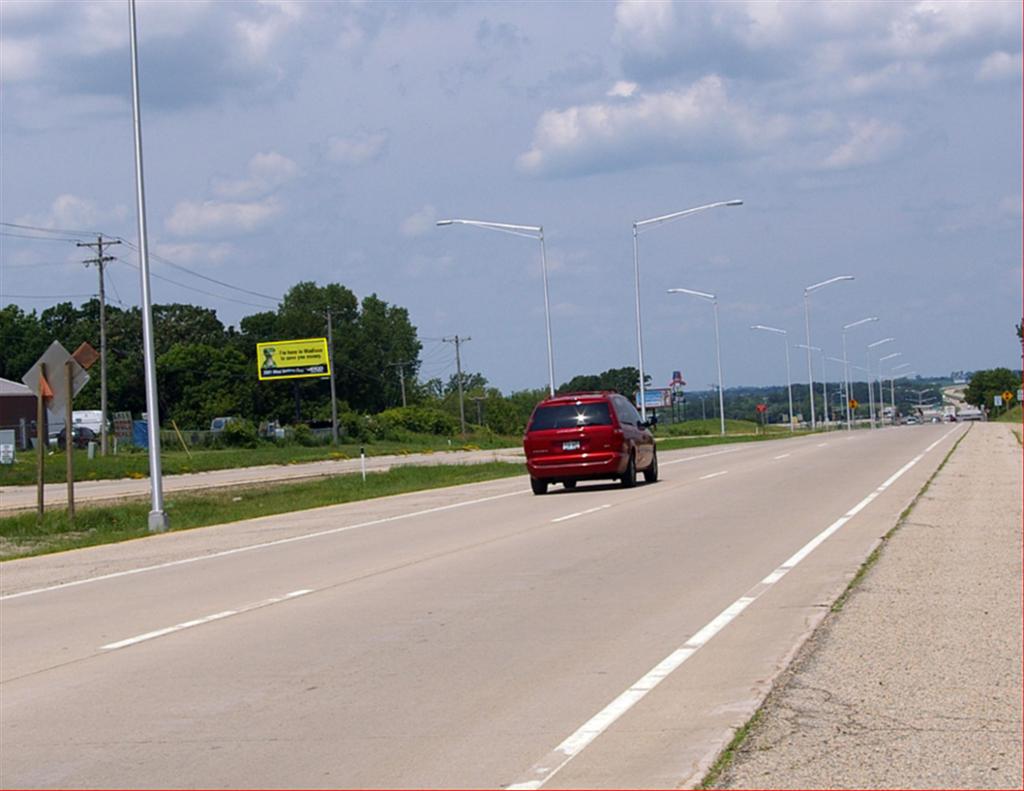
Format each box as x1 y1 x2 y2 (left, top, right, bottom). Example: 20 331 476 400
22 341 89 411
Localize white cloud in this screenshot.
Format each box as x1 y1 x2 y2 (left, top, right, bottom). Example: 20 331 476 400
16 193 127 232
822 119 905 170
401 205 438 237
606 80 637 98
977 50 1023 81
152 242 235 265
326 130 390 166
166 197 281 236
518 75 791 177
212 151 299 199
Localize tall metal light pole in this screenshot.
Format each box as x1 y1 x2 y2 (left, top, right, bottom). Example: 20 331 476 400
751 325 794 432
878 352 903 425
129 0 167 533
890 363 911 424
841 316 879 430
437 218 554 396
803 276 854 430
632 199 743 421
668 288 725 435
866 337 895 428
795 343 829 428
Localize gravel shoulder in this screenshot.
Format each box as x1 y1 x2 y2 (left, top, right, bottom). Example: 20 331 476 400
710 422 1023 790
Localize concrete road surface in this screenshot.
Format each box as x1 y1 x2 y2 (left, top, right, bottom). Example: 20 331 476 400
1 425 964 788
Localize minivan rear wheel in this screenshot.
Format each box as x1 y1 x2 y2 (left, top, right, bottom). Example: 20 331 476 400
643 449 658 483
620 453 636 488
530 477 548 495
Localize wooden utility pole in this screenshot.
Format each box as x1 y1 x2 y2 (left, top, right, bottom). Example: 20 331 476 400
443 335 471 439
77 236 120 455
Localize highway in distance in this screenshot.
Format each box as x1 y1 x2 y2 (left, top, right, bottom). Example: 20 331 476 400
0 424 962 789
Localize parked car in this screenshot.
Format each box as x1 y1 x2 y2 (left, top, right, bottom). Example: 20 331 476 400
522 391 657 495
56 425 98 450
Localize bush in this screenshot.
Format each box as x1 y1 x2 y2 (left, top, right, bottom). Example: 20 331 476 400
220 419 260 448
291 424 319 447
376 406 458 438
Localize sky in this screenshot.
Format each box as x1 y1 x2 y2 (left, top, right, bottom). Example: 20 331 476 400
2 0 1021 395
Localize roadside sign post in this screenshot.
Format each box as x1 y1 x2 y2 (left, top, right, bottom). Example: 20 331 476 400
65 359 75 523
22 341 91 524
36 364 47 522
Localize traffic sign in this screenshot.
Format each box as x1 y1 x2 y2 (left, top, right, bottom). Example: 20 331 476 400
755 403 768 413
22 341 89 411
849 398 859 410
1001 390 1014 403
994 395 1003 406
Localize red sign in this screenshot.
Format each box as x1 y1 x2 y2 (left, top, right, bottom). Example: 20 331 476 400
755 403 768 413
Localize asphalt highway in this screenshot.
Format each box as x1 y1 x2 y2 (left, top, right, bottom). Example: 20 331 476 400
0 424 963 789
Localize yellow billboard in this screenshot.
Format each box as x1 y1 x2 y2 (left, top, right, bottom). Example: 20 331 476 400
256 338 331 381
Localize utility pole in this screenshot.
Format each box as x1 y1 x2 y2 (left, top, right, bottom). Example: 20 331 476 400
443 335 471 439
77 235 120 456
325 308 338 444
471 395 485 426
388 361 411 408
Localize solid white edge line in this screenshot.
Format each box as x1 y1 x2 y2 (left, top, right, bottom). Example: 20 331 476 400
2 489 527 602
699 471 728 480
507 424 960 790
773 453 791 460
101 589 313 651
551 505 611 523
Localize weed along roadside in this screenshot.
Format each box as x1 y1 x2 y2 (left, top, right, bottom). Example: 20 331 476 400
0 462 524 561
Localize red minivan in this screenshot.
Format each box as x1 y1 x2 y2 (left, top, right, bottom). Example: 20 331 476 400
523 391 658 494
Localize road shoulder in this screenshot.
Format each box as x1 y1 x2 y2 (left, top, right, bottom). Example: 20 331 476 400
709 423 1023 789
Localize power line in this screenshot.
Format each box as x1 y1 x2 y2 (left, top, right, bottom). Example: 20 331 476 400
2 292 97 299
115 237 281 303
0 220 101 236
112 256 278 310
0 231 84 243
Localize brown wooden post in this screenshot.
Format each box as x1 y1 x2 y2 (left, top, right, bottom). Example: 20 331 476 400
36 363 46 524
65 359 75 523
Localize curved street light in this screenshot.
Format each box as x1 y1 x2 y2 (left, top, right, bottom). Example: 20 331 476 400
632 199 743 420
437 218 555 396
751 325 794 432
804 276 854 429
668 288 725 435
866 337 895 428
841 316 879 430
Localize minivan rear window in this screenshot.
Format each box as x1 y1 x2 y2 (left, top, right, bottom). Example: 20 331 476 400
529 403 612 431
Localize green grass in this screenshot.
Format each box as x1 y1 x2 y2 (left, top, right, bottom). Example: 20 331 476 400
0 462 525 561
660 418 782 437
0 432 520 487
656 427 814 451
995 403 1022 423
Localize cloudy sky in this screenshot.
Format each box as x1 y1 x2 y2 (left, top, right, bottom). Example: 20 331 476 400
2 0 1021 394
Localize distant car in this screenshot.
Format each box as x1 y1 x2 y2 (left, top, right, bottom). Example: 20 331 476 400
905 417 920 425
522 391 657 494
57 425 98 450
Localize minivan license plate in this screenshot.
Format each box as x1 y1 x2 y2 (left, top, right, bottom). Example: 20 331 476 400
562 440 580 451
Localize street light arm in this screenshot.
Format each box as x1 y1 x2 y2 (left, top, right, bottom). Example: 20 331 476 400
795 343 822 352
436 218 542 239
843 316 879 330
751 324 787 335
867 337 895 349
668 287 716 301
879 352 903 362
805 275 855 293
635 199 743 231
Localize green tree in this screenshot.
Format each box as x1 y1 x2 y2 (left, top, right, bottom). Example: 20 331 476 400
964 368 1020 411
557 366 647 397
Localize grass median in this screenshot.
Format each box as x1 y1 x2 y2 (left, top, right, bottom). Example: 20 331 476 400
0 434 520 487
0 462 526 561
